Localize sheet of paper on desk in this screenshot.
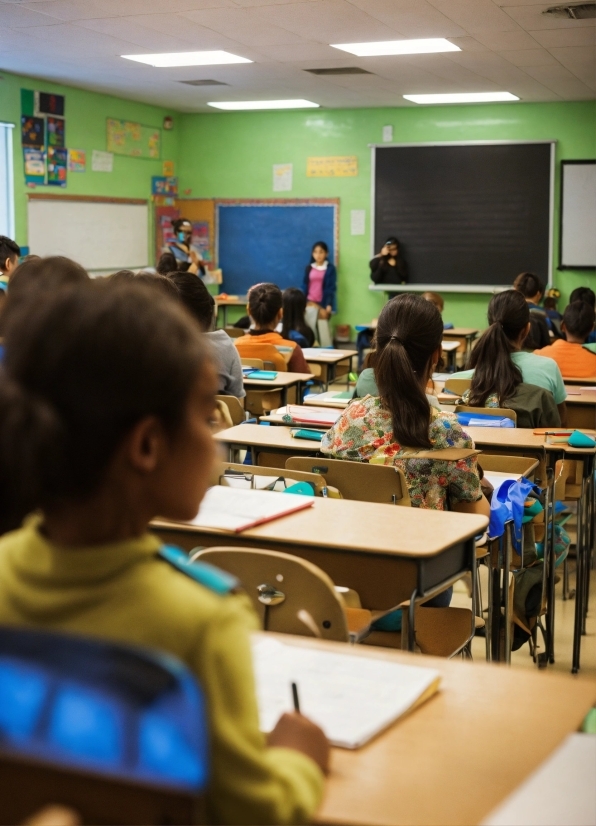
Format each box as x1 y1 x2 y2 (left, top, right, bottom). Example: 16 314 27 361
190 487 314 532
483 471 522 494
251 637 440 749
286 405 341 426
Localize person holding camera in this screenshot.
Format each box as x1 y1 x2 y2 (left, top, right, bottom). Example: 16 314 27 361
369 236 408 285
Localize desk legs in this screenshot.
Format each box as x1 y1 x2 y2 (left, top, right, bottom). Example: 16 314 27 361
487 525 513 664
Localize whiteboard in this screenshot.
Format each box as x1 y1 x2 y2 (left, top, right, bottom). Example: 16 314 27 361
28 198 149 272
561 161 596 268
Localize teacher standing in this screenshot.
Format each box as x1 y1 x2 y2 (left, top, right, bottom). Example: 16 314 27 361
370 236 408 285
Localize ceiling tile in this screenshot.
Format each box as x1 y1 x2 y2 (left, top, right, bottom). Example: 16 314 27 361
530 27 596 47
346 0 466 38
499 47 559 66
426 0 521 33
75 16 198 50
472 29 540 49
254 42 341 61
550 45 596 88
541 78 595 98
20 0 234 20
179 7 307 46
501 5 596 30
0 2 64 26
250 0 399 42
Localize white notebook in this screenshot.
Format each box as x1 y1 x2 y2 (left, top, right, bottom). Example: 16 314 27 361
190 487 314 533
251 636 440 749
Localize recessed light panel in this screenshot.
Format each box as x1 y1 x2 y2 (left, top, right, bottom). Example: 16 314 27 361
403 92 519 104
121 51 251 67
207 99 320 110
330 39 460 57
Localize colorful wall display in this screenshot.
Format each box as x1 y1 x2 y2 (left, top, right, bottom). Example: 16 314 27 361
107 118 161 159
47 116 65 147
24 149 46 186
68 149 86 172
21 116 45 149
306 156 358 177
151 176 177 196
36 91 65 117
47 146 67 187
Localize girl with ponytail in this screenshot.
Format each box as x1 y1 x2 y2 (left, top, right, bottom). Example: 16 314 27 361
322 294 489 515
451 290 566 426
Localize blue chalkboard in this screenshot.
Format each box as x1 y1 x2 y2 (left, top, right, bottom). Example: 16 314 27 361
217 201 338 295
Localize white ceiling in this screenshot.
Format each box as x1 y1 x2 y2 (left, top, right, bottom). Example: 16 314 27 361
0 0 594 111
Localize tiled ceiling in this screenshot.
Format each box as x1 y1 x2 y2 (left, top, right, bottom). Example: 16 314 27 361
0 0 594 110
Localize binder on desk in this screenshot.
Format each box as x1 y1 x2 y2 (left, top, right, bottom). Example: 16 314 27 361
285 405 341 427
251 637 441 749
242 369 278 380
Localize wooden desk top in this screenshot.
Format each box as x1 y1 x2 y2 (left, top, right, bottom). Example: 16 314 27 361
467 426 596 456
441 340 460 352
215 423 322 451
155 492 487 557
565 386 596 404
278 636 596 826
442 327 480 338
215 295 247 305
243 372 312 388
302 348 358 363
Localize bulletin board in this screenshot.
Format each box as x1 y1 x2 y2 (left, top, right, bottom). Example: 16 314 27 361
155 199 216 265
107 118 161 159
216 199 339 295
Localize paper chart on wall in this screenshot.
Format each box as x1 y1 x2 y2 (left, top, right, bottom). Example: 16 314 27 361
273 163 293 192
92 149 113 172
350 209 366 235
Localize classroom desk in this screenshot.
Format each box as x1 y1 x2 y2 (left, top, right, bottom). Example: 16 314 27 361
441 340 460 372
301 348 357 391
243 372 313 406
214 295 247 328
564 385 596 430
442 327 479 362
304 391 352 408
269 635 596 826
562 375 596 385
152 494 487 640
258 406 340 428
214 423 322 463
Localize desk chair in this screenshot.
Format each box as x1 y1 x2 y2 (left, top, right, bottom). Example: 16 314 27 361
191 547 372 643
217 461 329 496
0 627 208 825
240 358 264 369
224 327 244 339
443 378 471 397
455 404 518 426
245 388 284 418
215 395 245 426
236 343 287 373
285 457 411 506
364 603 475 659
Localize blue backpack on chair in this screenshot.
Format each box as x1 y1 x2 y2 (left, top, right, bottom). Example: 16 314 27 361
0 626 209 825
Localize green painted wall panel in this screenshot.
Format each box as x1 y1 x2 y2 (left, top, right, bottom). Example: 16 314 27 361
0 71 179 262
178 101 596 331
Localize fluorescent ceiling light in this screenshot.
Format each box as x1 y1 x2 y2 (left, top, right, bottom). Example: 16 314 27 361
403 92 519 104
121 51 251 67
330 38 460 56
207 99 320 110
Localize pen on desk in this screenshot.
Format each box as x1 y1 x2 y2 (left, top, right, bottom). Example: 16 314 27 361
291 681 301 714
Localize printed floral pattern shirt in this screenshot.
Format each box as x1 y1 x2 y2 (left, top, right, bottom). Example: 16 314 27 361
321 395 482 510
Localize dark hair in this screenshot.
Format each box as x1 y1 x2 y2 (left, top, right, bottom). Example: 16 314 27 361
110 269 135 281
385 237 399 247
467 290 529 407
172 218 192 235
374 294 443 449
156 252 178 275
281 288 313 345
564 300 595 341
570 287 595 308
0 281 208 534
0 236 20 270
134 271 179 299
543 297 557 310
514 272 544 299
168 271 215 330
177 261 192 273
310 241 328 262
247 282 282 327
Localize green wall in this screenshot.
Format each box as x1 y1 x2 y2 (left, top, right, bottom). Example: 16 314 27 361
178 101 596 331
0 71 179 261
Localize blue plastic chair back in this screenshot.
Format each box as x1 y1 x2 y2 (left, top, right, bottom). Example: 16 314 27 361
0 626 209 793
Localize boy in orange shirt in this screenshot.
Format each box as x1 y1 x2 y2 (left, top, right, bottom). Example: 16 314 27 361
535 300 596 378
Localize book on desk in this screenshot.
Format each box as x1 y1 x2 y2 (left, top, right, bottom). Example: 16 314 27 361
189 486 314 532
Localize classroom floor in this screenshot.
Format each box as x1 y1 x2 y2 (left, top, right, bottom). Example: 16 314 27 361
451 563 596 680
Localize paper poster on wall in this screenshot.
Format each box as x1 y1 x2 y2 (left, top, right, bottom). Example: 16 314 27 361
273 163 293 192
306 156 358 177
47 116 65 147
192 222 212 262
47 146 67 187
160 214 177 249
151 176 178 196
21 116 45 149
382 125 393 143
163 160 175 176
35 91 65 118
23 148 46 186
92 149 113 172
107 118 161 159
21 89 35 117
68 149 86 172
350 209 366 236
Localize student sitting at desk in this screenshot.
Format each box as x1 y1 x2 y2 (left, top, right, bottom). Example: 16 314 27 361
0 280 328 825
452 290 567 426
169 270 245 399
322 294 489 516
535 300 596 379
282 287 315 348
513 272 552 348
235 282 311 373
457 291 561 428
569 286 596 344
0 236 20 292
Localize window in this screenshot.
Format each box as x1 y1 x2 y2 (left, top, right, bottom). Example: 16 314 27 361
0 123 15 238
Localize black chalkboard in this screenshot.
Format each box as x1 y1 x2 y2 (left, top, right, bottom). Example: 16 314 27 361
374 143 553 288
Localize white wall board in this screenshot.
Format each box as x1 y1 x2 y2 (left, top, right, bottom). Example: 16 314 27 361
561 162 596 268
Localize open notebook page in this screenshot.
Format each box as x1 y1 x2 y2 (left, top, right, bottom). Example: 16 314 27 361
251 636 440 749
190 487 314 533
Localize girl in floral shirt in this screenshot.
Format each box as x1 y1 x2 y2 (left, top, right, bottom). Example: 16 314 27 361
321 294 489 516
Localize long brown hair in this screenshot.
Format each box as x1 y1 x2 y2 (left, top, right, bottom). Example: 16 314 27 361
374 294 443 449
467 290 528 407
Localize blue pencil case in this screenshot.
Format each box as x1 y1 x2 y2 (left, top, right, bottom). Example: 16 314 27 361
290 428 324 441
456 412 515 428
243 370 278 380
